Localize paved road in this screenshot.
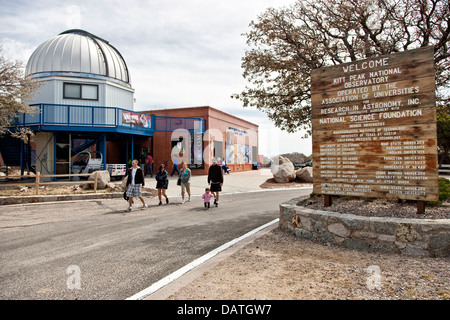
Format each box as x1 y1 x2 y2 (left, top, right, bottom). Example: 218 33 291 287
0 188 311 300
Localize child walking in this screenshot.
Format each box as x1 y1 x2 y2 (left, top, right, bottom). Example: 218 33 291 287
202 188 215 209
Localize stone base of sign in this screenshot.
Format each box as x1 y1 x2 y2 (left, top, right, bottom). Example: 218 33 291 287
279 198 450 258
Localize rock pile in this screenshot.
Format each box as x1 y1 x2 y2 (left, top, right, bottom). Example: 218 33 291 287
271 156 313 183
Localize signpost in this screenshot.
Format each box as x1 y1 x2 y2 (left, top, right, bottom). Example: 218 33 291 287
311 47 439 213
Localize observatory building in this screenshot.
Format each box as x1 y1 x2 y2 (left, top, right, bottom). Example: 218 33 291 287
1 30 258 178
26 29 134 109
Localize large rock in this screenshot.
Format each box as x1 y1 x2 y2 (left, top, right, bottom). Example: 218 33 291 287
271 156 296 183
296 167 313 183
87 170 110 189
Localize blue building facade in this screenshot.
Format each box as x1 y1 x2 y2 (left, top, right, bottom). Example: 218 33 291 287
1 30 206 177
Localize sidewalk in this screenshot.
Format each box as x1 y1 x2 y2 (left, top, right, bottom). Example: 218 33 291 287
145 168 275 199
0 169 276 205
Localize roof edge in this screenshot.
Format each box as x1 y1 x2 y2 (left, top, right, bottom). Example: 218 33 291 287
59 29 109 44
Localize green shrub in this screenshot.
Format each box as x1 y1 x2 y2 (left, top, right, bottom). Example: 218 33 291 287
428 177 450 206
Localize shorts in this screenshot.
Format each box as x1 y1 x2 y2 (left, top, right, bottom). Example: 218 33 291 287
126 184 142 198
210 182 222 192
181 182 190 195
156 180 168 189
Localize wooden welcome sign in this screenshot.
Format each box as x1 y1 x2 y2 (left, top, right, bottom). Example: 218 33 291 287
311 47 439 207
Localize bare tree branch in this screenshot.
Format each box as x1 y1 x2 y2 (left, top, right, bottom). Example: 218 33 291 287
234 0 450 134
0 47 41 141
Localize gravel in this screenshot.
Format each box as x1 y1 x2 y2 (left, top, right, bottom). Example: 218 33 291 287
166 180 450 300
298 196 450 220
260 178 449 220
168 228 450 300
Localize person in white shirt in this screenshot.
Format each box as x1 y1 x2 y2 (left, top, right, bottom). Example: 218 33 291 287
125 159 148 212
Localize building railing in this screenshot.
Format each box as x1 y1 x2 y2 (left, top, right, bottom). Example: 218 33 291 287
11 104 206 134
13 104 154 134
439 164 450 175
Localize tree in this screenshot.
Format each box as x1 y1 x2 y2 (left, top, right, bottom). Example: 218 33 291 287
233 0 450 135
0 47 40 141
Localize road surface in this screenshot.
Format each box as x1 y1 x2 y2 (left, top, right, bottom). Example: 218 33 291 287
0 188 310 299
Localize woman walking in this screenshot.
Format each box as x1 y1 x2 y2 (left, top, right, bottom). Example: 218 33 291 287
155 164 169 205
207 158 223 207
126 159 148 211
179 161 191 204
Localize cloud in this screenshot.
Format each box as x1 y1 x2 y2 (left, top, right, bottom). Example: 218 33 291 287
0 0 312 156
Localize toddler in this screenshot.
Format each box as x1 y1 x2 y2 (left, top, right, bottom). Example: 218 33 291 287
202 188 215 209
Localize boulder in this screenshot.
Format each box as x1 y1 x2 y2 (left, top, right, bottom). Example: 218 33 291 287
271 156 296 183
87 170 110 189
296 167 313 183
121 176 128 190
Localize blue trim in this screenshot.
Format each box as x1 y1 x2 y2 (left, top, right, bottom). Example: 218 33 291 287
131 135 134 164
20 139 24 178
101 135 107 169
11 103 206 135
126 139 129 171
15 104 154 136
53 133 57 181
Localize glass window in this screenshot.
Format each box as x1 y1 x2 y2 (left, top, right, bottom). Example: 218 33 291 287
82 85 98 100
64 83 81 99
63 83 98 100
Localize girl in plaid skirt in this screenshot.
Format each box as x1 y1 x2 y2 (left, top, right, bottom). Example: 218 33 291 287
126 159 148 211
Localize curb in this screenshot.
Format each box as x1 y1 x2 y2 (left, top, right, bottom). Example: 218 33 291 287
128 218 280 300
0 187 312 206
0 192 154 206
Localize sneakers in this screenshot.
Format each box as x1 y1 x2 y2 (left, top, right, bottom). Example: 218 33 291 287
141 204 148 210
127 207 133 212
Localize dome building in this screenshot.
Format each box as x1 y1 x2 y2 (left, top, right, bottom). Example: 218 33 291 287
2 30 259 179
25 29 134 109
3 29 153 178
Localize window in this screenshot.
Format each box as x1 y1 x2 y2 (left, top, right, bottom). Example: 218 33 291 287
82 85 98 100
63 83 98 100
64 84 81 99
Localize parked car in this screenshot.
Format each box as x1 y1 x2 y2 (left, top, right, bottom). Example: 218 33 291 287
294 161 312 169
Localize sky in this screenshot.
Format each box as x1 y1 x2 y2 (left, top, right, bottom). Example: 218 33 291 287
0 0 312 157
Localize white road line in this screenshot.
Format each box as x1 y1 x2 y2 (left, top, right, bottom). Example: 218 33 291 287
126 218 280 300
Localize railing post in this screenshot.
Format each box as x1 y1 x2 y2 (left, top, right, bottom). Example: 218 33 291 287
35 172 40 195
93 171 98 193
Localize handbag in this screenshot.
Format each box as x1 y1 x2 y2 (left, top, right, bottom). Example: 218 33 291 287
177 177 181 186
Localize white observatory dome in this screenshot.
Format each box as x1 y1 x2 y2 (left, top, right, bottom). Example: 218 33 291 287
25 29 131 87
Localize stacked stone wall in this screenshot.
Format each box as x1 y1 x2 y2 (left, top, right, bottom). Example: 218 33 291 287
280 202 450 258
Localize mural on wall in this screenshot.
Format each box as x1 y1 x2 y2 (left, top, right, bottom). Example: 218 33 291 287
225 143 250 164
225 128 250 164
